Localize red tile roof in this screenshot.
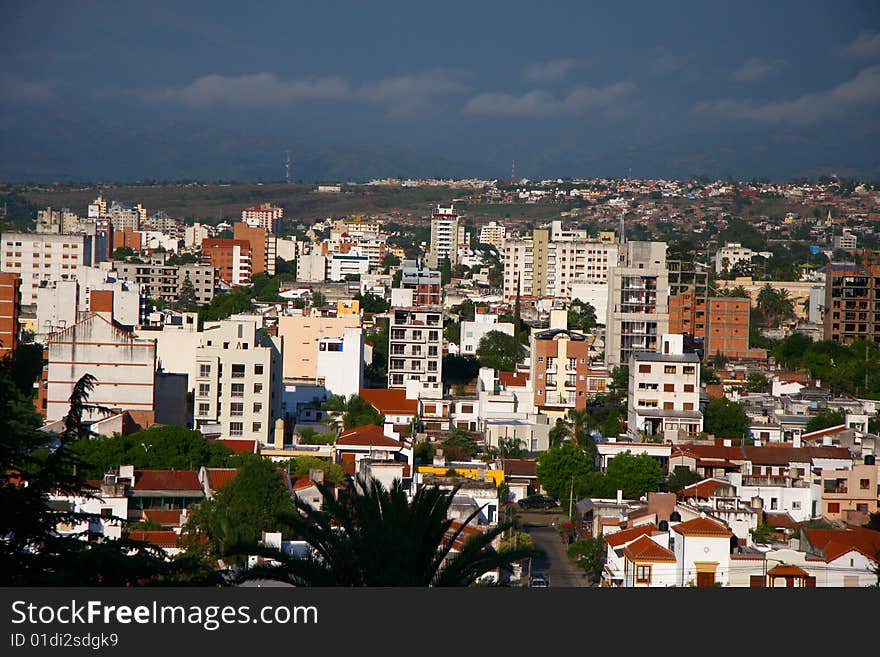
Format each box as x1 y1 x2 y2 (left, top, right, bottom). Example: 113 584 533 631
767 564 810 577
359 388 418 415
290 475 319 491
672 516 733 538
671 445 745 461
216 439 258 454
128 530 180 549
803 526 880 562
133 470 201 492
141 509 185 527
743 445 851 465
622 535 677 563
205 468 238 491
764 512 798 529
499 370 528 388
679 478 736 499
604 524 658 548
337 424 402 448
502 459 538 478
801 424 849 441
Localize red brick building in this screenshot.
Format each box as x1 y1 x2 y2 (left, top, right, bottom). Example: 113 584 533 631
233 221 276 276
201 238 252 286
669 291 766 360
0 272 21 358
529 327 592 414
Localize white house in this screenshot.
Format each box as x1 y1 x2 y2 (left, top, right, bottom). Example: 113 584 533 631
671 516 734 587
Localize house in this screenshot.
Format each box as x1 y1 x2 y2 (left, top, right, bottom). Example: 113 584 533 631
358 388 419 427
602 524 658 586
670 515 734 587
622 534 678 587
334 424 412 477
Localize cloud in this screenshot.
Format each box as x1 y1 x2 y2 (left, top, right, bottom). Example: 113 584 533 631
151 70 465 115
0 76 55 102
522 59 581 83
694 65 880 123
651 54 691 75
841 31 880 58
462 82 635 118
730 58 788 82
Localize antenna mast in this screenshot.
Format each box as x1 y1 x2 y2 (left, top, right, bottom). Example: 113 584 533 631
285 149 292 184
510 159 516 184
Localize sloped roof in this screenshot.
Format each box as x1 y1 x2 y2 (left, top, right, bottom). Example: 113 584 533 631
216 439 258 455
604 524 658 549
672 516 733 538
499 370 529 388
679 478 736 499
502 459 537 477
128 530 180 549
743 445 851 465
622 535 677 563
358 388 418 414
767 564 810 577
141 509 185 527
337 424 402 448
133 470 202 492
205 468 238 491
804 526 880 562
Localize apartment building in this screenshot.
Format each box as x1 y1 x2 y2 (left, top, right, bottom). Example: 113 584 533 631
820 458 879 523
233 221 277 276
401 259 442 305
276 311 362 381
478 221 506 250
529 309 592 416
114 260 217 305
605 241 670 368
832 231 857 250
1 232 93 306
193 318 283 444
715 242 754 274
0 272 20 358
42 295 157 422
669 292 766 360
502 226 618 302
36 207 80 234
241 203 283 233
387 304 443 398
627 334 703 440
824 262 879 344
328 253 370 281
428 204 461 269
460 309 515 356
201 238 252 286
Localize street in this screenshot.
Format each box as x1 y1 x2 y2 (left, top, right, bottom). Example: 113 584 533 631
517 509 590 588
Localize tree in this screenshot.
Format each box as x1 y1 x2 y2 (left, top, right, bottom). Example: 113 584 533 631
182 458 297 562
112 246 136 260
439 255 453 286
236 476 543 586
441 428 478 460
323 394 384 430
442 354 480 386
804 409 846 434
666 466 703 493
174 273 200 313
536 444 594 501
289 456 345 484
477 330 521 372
604 451 663 499
567 536 605 582
745 372 769 393
568 299 598 331
354 292 390 314
750 523 776 545
704 398 749 438
609 366 629 400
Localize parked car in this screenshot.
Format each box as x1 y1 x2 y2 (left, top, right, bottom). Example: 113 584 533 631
530 573 549 588
518 494 558 510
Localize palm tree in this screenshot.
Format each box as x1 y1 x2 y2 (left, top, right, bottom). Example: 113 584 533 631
235 476 543 586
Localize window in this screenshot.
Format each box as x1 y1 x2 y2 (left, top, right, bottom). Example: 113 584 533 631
791 501 801 510
663 402 674 410
856 503 869 513
252 422 262 433
860 479 870 490
391 374 404 386
663 383 674 392
638 364 651 373
252 402 262 414
664 365 676 374
770 498 778 510
231 364 246 378
198 403 210 416
230 402 244 416
229 422 243 437
231 383 245 397
684 384 695 392
683 403 694 411
827 502 840 513
255 364 264 375
635 565 651 584
198 383 210 397
683 366 695 375
253 383 263 394
412 330 422 340
198 363 211 377
410 360 421 370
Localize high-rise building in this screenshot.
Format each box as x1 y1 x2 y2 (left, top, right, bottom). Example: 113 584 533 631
1 232 93 306
529 309 592 416
824 262 880 344
201 238 253 286
241 203 283 233
605 241 670 368
114 260 217 306
233 222 277 276
193 318 282 444
400 260 441 306
387 303 443 398
428 204 460 269
479 221 507 250
0 272 20 358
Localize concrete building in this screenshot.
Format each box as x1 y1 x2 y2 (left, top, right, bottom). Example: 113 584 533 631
0 272 20 358
316 327 364 398
193 318 283 444
113 260 217 306
478 221 506 250
715 243 754 274
241 203 283 233
328 253 370 281
529 309 592 417
460 308 515 357
605 241 670 368
669 291 766 360
184 223 213 249
833 231 857 250
388 304 443 398
297 252 327 282
276 312 362 381
1 232 93 306
233 222 277 276
105 200 144 231
401 259 442 306
42 297 157 423
627 334 703 440
36 207 80 234
428 204 461 269
201 238 252 286
824 262 880 344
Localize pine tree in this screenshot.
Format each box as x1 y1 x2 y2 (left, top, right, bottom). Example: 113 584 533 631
176 272 199 312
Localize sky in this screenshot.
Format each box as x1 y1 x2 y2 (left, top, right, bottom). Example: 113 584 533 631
1 1 879 182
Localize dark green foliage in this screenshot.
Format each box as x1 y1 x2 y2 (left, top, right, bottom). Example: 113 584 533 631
364 317 389 386
199 289 253 322
704 397 749 438
567 299 598 331
451 299 476 322
69 425 238 479
289 455 346 483
443 354 480 386
665 466 703 493
112 246 136 260
182 458 297 561
174 273 200 312
804 409 846 433
567 536 605 581
772 335 880 398
354 291 390 314
702 367 721 384
235 476 544 586
166 252 200 266
477 330 521 372
9 343 44 397
602 451 663 499
441 428 478 460
536 443 594 501
322 394 384 430
413 441 436 465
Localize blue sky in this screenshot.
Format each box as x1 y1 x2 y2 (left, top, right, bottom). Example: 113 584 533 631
1 1 879 182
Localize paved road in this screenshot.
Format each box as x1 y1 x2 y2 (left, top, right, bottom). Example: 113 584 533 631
518 509 589 588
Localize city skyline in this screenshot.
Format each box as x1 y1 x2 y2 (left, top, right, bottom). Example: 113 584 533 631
1 1 879 183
